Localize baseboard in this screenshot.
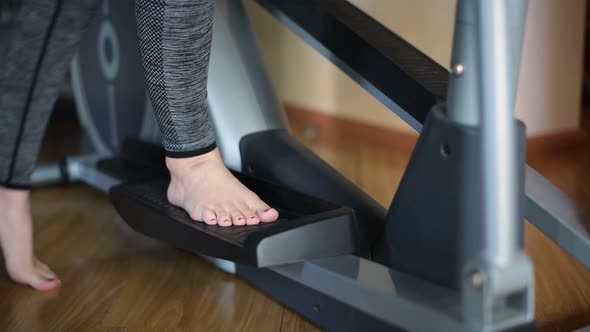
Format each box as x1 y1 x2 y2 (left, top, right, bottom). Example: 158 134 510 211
285 104 418 154
527 130 589 160
285 103 589 158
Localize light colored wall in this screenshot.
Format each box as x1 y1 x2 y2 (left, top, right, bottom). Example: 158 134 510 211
245 0 585 136
516 0 586 136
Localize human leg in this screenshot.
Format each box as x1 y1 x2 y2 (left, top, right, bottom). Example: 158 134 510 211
135 0 278 226
0 0 100 290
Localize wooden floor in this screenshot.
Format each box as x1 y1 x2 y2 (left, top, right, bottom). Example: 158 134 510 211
1 109 590 331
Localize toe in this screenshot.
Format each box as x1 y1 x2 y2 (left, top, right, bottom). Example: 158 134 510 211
216 209 232 227
252 200 279 223
8 264 60 291
202 208 218 225
247 214 260 225
238 205 260 225
230 210 246 226
34 278 61 291
257 207 279 223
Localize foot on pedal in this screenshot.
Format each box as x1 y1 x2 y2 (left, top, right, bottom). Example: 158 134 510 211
165 149 279 226
111 172 366 267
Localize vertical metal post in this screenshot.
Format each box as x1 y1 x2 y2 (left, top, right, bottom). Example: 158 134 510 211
477 0 527 267
446 0 479 126
208 0 289 171
452 0 533 330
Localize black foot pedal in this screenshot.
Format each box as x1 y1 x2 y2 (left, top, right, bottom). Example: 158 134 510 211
110 173 367 267
96 138 168 182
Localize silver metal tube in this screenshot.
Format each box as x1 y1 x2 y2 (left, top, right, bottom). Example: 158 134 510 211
446 0 479 125
31 163 64 187
207 0 289 171
477 0 527 266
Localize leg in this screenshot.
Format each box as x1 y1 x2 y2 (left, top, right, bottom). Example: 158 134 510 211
0 0 100 290
135 0 278 227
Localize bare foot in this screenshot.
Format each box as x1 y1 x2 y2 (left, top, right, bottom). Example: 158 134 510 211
0 188 60 291
166 148 279 227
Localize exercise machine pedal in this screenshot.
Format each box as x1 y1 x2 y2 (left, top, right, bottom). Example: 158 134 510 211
95 138 168 182
96 157 164 183
110 173 367 267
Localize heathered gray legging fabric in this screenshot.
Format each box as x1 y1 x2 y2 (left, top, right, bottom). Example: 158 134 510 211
0 0 217 188
136 0 217 158
0 0 101 189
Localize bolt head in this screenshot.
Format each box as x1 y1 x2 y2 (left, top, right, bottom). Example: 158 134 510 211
467 270 484 289
451 63 464 76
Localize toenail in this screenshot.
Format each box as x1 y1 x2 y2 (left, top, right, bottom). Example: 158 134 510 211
210 219 216 222
238 217 244 220
264 208 271 212
251 216 256 219
224 219 230 223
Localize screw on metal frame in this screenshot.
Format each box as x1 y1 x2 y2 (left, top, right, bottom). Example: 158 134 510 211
467 269 484 289
451 63 465 76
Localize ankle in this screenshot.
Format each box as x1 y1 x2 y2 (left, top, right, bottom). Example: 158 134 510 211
165 148 222 177
0 186 30 205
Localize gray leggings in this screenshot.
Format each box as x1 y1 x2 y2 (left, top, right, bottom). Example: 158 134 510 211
0 0 216 188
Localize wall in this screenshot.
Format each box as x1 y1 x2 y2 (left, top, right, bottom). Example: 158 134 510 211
245 0 586 136
516 0 586 136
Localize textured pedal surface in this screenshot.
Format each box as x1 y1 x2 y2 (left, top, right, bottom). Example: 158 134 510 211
121 180 297 247
111 173 366 266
